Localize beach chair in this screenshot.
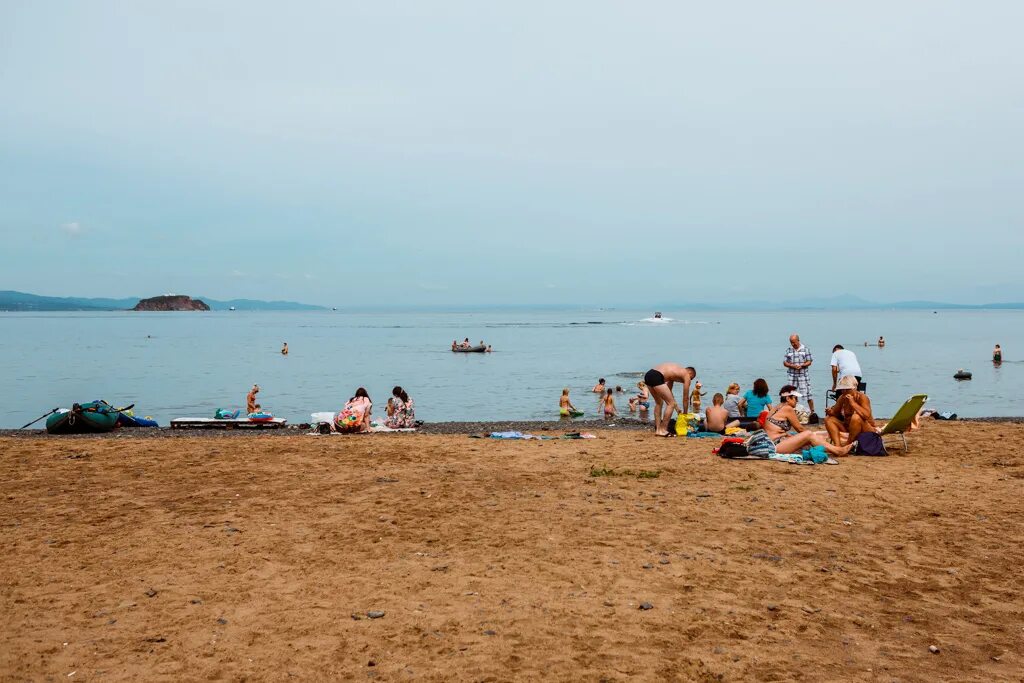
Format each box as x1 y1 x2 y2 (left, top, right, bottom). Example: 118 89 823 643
879 394 928 452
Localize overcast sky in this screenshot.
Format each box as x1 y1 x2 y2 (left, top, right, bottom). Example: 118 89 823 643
1 1 1021 306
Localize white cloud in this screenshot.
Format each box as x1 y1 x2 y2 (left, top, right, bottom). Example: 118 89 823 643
60 221 82 236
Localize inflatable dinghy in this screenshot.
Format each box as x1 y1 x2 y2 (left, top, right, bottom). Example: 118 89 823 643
953 370 972 380
452 345 487 353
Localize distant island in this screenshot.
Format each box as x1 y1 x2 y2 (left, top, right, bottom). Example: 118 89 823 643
0 290 328 312
133 295 210 311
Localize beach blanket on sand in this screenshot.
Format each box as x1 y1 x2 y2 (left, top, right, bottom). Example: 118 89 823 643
307 412 416 434
469 431 597 440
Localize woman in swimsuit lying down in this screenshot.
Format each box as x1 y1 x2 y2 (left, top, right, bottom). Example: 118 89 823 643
762 385 855 457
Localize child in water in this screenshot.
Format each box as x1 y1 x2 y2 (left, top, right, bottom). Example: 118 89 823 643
628 381 650 413
690 381 706 414
559 388 578 417
603 388 617 418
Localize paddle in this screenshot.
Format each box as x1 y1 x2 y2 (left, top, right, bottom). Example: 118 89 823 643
21 408 59 430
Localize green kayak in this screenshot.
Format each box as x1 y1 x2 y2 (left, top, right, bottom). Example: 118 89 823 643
46 402 120 434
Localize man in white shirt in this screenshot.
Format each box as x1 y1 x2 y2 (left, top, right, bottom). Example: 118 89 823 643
830 345 862 390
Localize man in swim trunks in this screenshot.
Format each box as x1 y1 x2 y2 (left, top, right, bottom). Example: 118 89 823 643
824 375 876 446
592 378 606 393
643 363 696 436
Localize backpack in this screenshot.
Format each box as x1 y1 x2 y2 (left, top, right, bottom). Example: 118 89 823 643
718 442 751 458
854 432 888 456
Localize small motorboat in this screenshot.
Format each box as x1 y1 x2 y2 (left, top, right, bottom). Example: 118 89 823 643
452 344 487 353
953 369 972 380
46 401 121 434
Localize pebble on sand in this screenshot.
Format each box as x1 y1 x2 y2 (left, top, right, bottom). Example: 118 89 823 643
367 610 386 619
639 602 653 610
929 645 940 654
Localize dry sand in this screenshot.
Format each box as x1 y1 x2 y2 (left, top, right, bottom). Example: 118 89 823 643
1 422 1022 681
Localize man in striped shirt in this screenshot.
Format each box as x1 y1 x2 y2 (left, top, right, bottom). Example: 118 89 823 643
783 334 816 415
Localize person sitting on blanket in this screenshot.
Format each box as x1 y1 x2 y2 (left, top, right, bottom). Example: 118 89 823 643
705 393 740 434
763 385 855 457
337 388 373 433
824 375 877 447
385 386 416 429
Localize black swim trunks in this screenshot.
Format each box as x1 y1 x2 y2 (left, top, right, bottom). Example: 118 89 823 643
644 368 666 388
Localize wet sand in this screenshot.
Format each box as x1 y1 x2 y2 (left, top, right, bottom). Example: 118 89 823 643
2 421 1022 680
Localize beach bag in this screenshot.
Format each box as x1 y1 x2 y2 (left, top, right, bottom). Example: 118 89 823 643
675 415 688 436
854 432 888 456
744 431 777 458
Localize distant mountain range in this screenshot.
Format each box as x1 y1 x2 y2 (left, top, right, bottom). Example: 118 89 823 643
3 289 1024 312
0 290 326 311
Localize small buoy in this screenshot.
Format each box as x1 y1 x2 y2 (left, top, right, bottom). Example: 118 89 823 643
953 369 972 380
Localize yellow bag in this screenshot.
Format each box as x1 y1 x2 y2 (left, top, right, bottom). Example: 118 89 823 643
675 412 696 436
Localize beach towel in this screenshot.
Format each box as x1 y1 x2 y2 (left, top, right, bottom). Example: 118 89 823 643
488 431 554 440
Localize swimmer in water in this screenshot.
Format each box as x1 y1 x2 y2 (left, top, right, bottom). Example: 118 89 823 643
592 378 606 393
559 388 578 417
993 344 1002 363
281 342 289 355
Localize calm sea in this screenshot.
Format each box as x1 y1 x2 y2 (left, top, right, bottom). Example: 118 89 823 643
0 308 1019 428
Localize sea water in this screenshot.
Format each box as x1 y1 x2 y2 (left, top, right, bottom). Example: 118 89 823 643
0 308 1019 428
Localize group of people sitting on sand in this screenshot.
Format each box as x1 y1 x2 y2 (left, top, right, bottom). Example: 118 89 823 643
334 386 417 433
622 361 880 457
247 383 416 433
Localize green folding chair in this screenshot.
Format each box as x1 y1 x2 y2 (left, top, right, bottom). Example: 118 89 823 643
879 394 928 452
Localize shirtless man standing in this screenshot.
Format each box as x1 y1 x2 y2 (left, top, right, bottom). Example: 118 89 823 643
824 375 876 446
643 363 696 436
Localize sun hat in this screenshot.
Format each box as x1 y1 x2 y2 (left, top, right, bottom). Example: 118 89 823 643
836 375 858 391
780 389 802 398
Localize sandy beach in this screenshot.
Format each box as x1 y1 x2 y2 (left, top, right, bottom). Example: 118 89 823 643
2 421 1022 681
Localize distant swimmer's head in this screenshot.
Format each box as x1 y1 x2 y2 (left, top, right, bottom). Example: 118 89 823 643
562 387 569 396
598 378 605 384
713 393 724 405
606 388 613 396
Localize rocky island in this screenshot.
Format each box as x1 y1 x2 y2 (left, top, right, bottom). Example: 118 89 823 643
132 295 210 311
